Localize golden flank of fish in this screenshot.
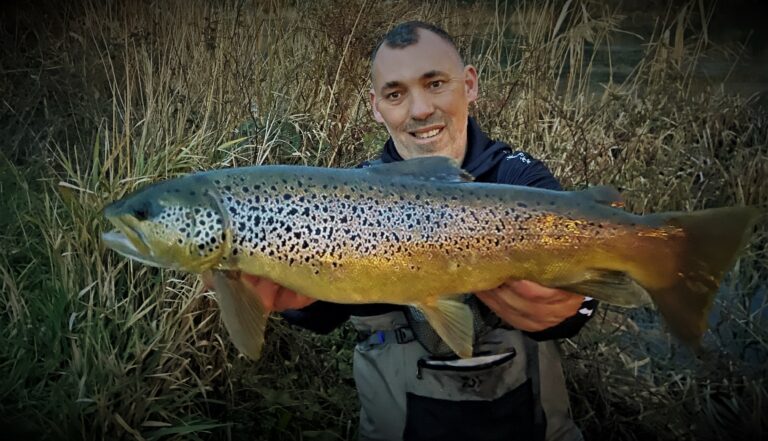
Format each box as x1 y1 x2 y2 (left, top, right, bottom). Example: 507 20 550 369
101 157 760 359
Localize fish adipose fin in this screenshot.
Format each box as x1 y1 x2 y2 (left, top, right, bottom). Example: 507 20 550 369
558 269 652 307
365 156 474 183
640 206 760 346
418 298 475 358
211 270 269 360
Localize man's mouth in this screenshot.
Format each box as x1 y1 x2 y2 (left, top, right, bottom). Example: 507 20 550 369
409 126 444 140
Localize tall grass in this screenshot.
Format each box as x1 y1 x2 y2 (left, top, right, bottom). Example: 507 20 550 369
1 0 766 440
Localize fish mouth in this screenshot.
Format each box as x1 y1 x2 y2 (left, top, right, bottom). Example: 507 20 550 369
102 215 166 268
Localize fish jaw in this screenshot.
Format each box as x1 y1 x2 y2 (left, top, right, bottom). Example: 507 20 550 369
102 211 225 273
102 213 174 268
101 229 169 268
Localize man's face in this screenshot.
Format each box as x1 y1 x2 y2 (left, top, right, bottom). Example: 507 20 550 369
370 29 478 162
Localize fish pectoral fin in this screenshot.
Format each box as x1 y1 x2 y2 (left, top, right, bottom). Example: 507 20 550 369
417 298 475 359
557 269 652 307
211 270 269 360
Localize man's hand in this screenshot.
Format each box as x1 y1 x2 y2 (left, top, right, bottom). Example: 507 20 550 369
475 279 584 332
202 271 316 312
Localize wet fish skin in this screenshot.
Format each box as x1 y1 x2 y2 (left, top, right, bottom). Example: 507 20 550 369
102 157 760 359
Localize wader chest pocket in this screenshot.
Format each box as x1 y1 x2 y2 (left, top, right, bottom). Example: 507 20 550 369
403 349 538 440
403 378 537 441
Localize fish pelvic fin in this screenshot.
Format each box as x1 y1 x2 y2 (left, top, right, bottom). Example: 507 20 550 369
643 206 760 346
211 270 269 360
417 298 475 359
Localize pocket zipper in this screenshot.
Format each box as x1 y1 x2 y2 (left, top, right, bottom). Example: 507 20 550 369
416 349 517 379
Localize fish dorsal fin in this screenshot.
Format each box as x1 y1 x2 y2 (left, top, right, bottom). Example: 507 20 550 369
574 185 624 208
365 157 474 183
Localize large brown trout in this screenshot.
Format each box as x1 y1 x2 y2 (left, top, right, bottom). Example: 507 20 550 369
102 157 759 359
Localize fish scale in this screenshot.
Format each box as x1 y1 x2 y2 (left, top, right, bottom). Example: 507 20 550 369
102 156 760 359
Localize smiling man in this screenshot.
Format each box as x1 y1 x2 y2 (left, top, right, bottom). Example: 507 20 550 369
369 26 475 163
226 22 595 441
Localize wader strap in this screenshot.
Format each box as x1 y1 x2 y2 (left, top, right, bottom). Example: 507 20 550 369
524 336 546 440
358 327 417 348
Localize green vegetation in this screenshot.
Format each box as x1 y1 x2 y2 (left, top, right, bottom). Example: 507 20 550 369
1 1 765 439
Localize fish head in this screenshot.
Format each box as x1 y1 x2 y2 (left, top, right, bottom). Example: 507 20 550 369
101 177 229 273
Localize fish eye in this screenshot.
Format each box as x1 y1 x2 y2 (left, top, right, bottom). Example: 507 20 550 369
133 202 152 221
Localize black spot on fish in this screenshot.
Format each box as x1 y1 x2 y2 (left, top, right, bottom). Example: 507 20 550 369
287 207 298 216
224 185 232 192
283 194 292 201
242 186 249 193
517 202 528 208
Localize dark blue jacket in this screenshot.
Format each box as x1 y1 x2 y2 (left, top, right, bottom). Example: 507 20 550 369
283 118 598 341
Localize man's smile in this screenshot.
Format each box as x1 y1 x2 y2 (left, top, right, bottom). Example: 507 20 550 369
409 125 444 141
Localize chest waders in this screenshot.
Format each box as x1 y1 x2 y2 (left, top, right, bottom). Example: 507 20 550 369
351 305 583 441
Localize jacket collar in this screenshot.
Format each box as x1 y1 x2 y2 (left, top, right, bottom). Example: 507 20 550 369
379 117 510 179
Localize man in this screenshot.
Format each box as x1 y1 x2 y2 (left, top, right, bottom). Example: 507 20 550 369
227 22 595 441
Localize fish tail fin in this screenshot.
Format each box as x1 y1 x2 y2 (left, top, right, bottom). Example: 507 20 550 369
210 270 270 360
642 206 760 345
418 298 475 359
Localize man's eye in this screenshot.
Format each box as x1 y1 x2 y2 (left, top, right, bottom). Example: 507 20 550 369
386 92 401 100
429 80 444 89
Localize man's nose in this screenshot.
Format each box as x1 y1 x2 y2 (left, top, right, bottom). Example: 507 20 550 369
409 90 435 120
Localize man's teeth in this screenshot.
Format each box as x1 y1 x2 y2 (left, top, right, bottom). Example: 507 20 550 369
414 128 441 139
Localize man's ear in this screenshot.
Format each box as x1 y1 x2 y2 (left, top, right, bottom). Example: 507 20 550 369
370 89 384 123
464 65 479 103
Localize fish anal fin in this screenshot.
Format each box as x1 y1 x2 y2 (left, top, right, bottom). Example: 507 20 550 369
211 270 269 360
558 269 652 307
417 298 474 358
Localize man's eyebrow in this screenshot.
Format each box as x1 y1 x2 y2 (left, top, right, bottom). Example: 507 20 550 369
380 70 451 91
422 70 448 79
381 80 402 90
